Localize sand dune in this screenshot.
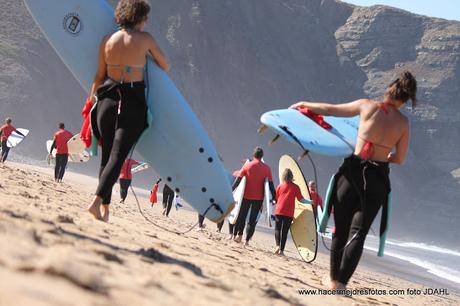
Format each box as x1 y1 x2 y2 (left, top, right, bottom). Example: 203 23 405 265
0 162 458 306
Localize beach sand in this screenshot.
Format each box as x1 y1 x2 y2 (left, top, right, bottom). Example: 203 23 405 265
0 162 458 306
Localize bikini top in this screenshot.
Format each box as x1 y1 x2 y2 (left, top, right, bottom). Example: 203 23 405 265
358 102 395 160
106 63 146 83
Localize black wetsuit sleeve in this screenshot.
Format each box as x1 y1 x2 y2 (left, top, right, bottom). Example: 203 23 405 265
50 140 57 153
269 181 276 201
232 177 242 191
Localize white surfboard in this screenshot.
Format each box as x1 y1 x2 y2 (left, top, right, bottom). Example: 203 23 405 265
131 162 149 174
67 133 86 155
7 128 29 148
264 177 274 227
228 176 247 225
24 0 234 222
46 139 89 163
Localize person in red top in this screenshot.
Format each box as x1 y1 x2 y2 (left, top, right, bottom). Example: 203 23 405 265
149 178 162 207
50 123 74 182
308 181 323 216
118 158 140 204
274 169 311 255
231 147 276 245
0 118 25 163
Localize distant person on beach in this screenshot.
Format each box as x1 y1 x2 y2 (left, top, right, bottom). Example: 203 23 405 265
86 0 170 221
162 184 175 217
0 118 25 163
232 147 276 246
118 158 139 203
289 71 416 290
174 193 183 210
274 169 311 256
308 181 323 217
149 178 161 207
50 123 73 182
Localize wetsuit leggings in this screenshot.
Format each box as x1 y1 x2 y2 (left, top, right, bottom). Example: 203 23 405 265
1 140 10 162
55 154 68 181
216 220 234 234
162 186 174 217
234 199 263 241
95 81 147 204
119 178 131 201
275 215 293 251
330 156 389 285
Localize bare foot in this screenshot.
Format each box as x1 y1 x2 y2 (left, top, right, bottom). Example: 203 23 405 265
322 275 338 290
244 240 249 247
101 204 110 222
87 196 103 220
279 251 285 256
226 235 234 240
233 235 242 243
274 247 280 254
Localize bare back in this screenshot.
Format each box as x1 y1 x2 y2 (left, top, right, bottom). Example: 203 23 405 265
356 99 409 162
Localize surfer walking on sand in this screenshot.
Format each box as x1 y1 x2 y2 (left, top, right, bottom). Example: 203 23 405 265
162 184 175 217
274 169 311 256
118 158 139 203
289 71 416 291
0 118 25 164
86 0 170 221
50 123 73 182
232 147 276 246
308 181 323 217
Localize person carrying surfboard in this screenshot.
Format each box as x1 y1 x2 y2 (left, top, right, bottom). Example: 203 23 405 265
86 0 170 221
162 184 175 217
0 118 25 164
274 169 311 256
232 147 276 246
307 181 323 216
289 70 416 291
118 158 140 203
50 123 73 182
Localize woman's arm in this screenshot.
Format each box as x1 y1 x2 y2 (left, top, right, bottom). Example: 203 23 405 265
146 33 170 71
289 99 365 117
89 37 109 104
388 121 410 164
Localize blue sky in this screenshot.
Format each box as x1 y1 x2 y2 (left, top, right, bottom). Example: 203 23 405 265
343 0 460 21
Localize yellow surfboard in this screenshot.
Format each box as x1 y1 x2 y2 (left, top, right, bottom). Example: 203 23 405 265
278 155 317 263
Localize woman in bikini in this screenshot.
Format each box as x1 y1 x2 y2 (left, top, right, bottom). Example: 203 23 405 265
290 71 417 290
86 0 170 221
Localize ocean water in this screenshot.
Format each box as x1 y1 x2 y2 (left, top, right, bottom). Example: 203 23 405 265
364 236 460 285
321 230 460 286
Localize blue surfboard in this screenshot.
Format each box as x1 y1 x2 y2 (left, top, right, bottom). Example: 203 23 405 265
24 0 235 221
260 109 359 157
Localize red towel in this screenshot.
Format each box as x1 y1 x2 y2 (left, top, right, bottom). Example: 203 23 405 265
80 97 92 148
296 107 332 130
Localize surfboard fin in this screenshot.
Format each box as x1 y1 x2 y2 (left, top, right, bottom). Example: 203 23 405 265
257 124 267 134
269 134 280 145
298 150 309 160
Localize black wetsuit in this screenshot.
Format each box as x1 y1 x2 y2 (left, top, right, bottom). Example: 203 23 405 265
92 80 148 205
275 215 293 252
0 140 9 163
162 184 174 217
55 154 69 181
119 178 131 202
329 155 390 285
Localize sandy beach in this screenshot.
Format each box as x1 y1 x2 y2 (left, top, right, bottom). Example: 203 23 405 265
0 162 458 306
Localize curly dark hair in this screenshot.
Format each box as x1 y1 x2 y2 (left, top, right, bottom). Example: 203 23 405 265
115 0 150 29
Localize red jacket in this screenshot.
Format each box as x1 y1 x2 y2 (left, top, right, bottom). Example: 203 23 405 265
275 182 303 218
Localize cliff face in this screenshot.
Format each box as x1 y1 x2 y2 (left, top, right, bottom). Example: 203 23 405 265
1 0 459 245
